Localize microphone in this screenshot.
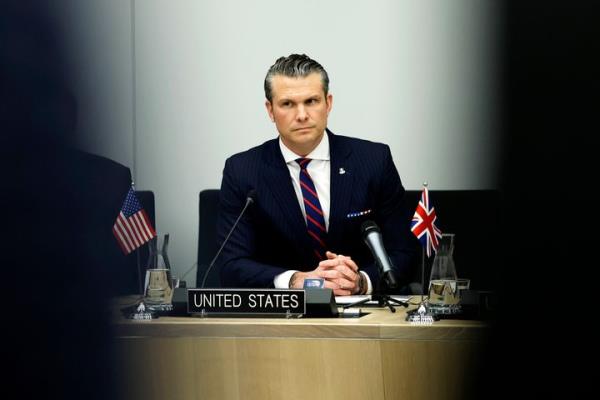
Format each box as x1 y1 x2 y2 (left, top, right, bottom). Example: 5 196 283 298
200 190 256 288
361 220 398 289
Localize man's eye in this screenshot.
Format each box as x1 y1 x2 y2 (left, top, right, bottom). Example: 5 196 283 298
281 102 292 107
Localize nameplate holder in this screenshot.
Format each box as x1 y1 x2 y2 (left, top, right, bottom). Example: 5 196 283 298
187 288 305 317
305 288 339 318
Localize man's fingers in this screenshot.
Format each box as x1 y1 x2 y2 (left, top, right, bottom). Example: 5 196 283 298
320 255 357 269
317 269 342 280
322 275 356 296
318 259 340 269
332 264 358 282
320 260 358 280
323 280 340 290
341 256 359 272
318 267 357 282
326 251 337 260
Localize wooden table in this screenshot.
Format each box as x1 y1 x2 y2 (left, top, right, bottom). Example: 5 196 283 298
113 297 488 400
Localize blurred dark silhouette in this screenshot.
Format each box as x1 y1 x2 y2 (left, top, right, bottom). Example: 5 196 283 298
476 1 598 398
2 2 129 399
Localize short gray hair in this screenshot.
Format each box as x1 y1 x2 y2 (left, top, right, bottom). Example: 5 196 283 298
264 54 329 102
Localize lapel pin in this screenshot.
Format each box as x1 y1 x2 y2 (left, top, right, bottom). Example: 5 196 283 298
339 168 346 175
346 209 372 218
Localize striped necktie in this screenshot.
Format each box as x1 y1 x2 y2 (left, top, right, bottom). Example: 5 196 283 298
296 158 327 261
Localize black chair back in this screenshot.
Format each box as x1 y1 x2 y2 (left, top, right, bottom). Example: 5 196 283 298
196 189 221 287
193 189 501 292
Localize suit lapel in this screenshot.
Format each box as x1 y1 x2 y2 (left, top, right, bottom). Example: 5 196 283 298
327 130 354 250
260 140 313 255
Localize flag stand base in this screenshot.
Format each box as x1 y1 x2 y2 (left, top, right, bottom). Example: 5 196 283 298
406 302 439 324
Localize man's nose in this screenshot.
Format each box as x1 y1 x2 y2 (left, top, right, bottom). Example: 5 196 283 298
296 105 308 121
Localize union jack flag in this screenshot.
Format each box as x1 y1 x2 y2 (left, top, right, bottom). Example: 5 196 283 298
113 186 156 254
411 186 442 257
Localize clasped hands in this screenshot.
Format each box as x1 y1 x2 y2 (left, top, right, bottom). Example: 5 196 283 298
290 251 363 296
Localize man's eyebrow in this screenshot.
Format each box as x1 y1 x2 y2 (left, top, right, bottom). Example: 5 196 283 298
277 93 322 103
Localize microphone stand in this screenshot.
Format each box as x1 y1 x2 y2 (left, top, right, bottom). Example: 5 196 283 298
371 282 409 313
342 271 408 313
200 194 254 288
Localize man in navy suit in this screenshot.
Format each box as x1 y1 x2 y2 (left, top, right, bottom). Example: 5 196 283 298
217 54 416 295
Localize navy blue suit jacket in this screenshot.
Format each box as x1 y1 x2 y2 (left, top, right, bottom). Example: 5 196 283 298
217 130 416 290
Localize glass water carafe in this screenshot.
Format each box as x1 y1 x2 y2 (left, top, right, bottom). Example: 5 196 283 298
428 233 459 313
144 233 174 309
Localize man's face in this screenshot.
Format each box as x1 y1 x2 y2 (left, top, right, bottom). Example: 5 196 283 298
265 72 333 156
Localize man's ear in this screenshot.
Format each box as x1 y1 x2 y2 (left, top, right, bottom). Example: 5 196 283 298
265 100 275 122
326 93 333 115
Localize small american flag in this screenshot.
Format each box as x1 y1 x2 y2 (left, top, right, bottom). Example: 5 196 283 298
411 185 442 257
113 186 156 254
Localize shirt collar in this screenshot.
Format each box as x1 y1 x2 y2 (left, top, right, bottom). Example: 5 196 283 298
279 132 330 164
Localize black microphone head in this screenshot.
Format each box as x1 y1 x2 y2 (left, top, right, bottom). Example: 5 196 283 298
246 189 257 204
361 220 380 238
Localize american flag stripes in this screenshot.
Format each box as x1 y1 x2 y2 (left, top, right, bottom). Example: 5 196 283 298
410 185 442 257
113 186 156 255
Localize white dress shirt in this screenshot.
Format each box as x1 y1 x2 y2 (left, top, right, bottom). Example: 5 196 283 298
273 134 372 294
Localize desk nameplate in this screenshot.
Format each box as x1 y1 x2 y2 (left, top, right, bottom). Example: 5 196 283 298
187 288 305 316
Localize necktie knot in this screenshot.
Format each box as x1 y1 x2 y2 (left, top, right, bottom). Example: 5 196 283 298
296 158 311 170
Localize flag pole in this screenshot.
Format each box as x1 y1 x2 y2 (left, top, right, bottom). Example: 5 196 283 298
406 181 435 324
421 181 428 304
421 247 425 304
131 180 144 296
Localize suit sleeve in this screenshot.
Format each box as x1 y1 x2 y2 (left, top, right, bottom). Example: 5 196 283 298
360 146 417 288
217 157 288 288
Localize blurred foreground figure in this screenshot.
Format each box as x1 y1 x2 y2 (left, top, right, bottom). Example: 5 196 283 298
2 2 128 399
